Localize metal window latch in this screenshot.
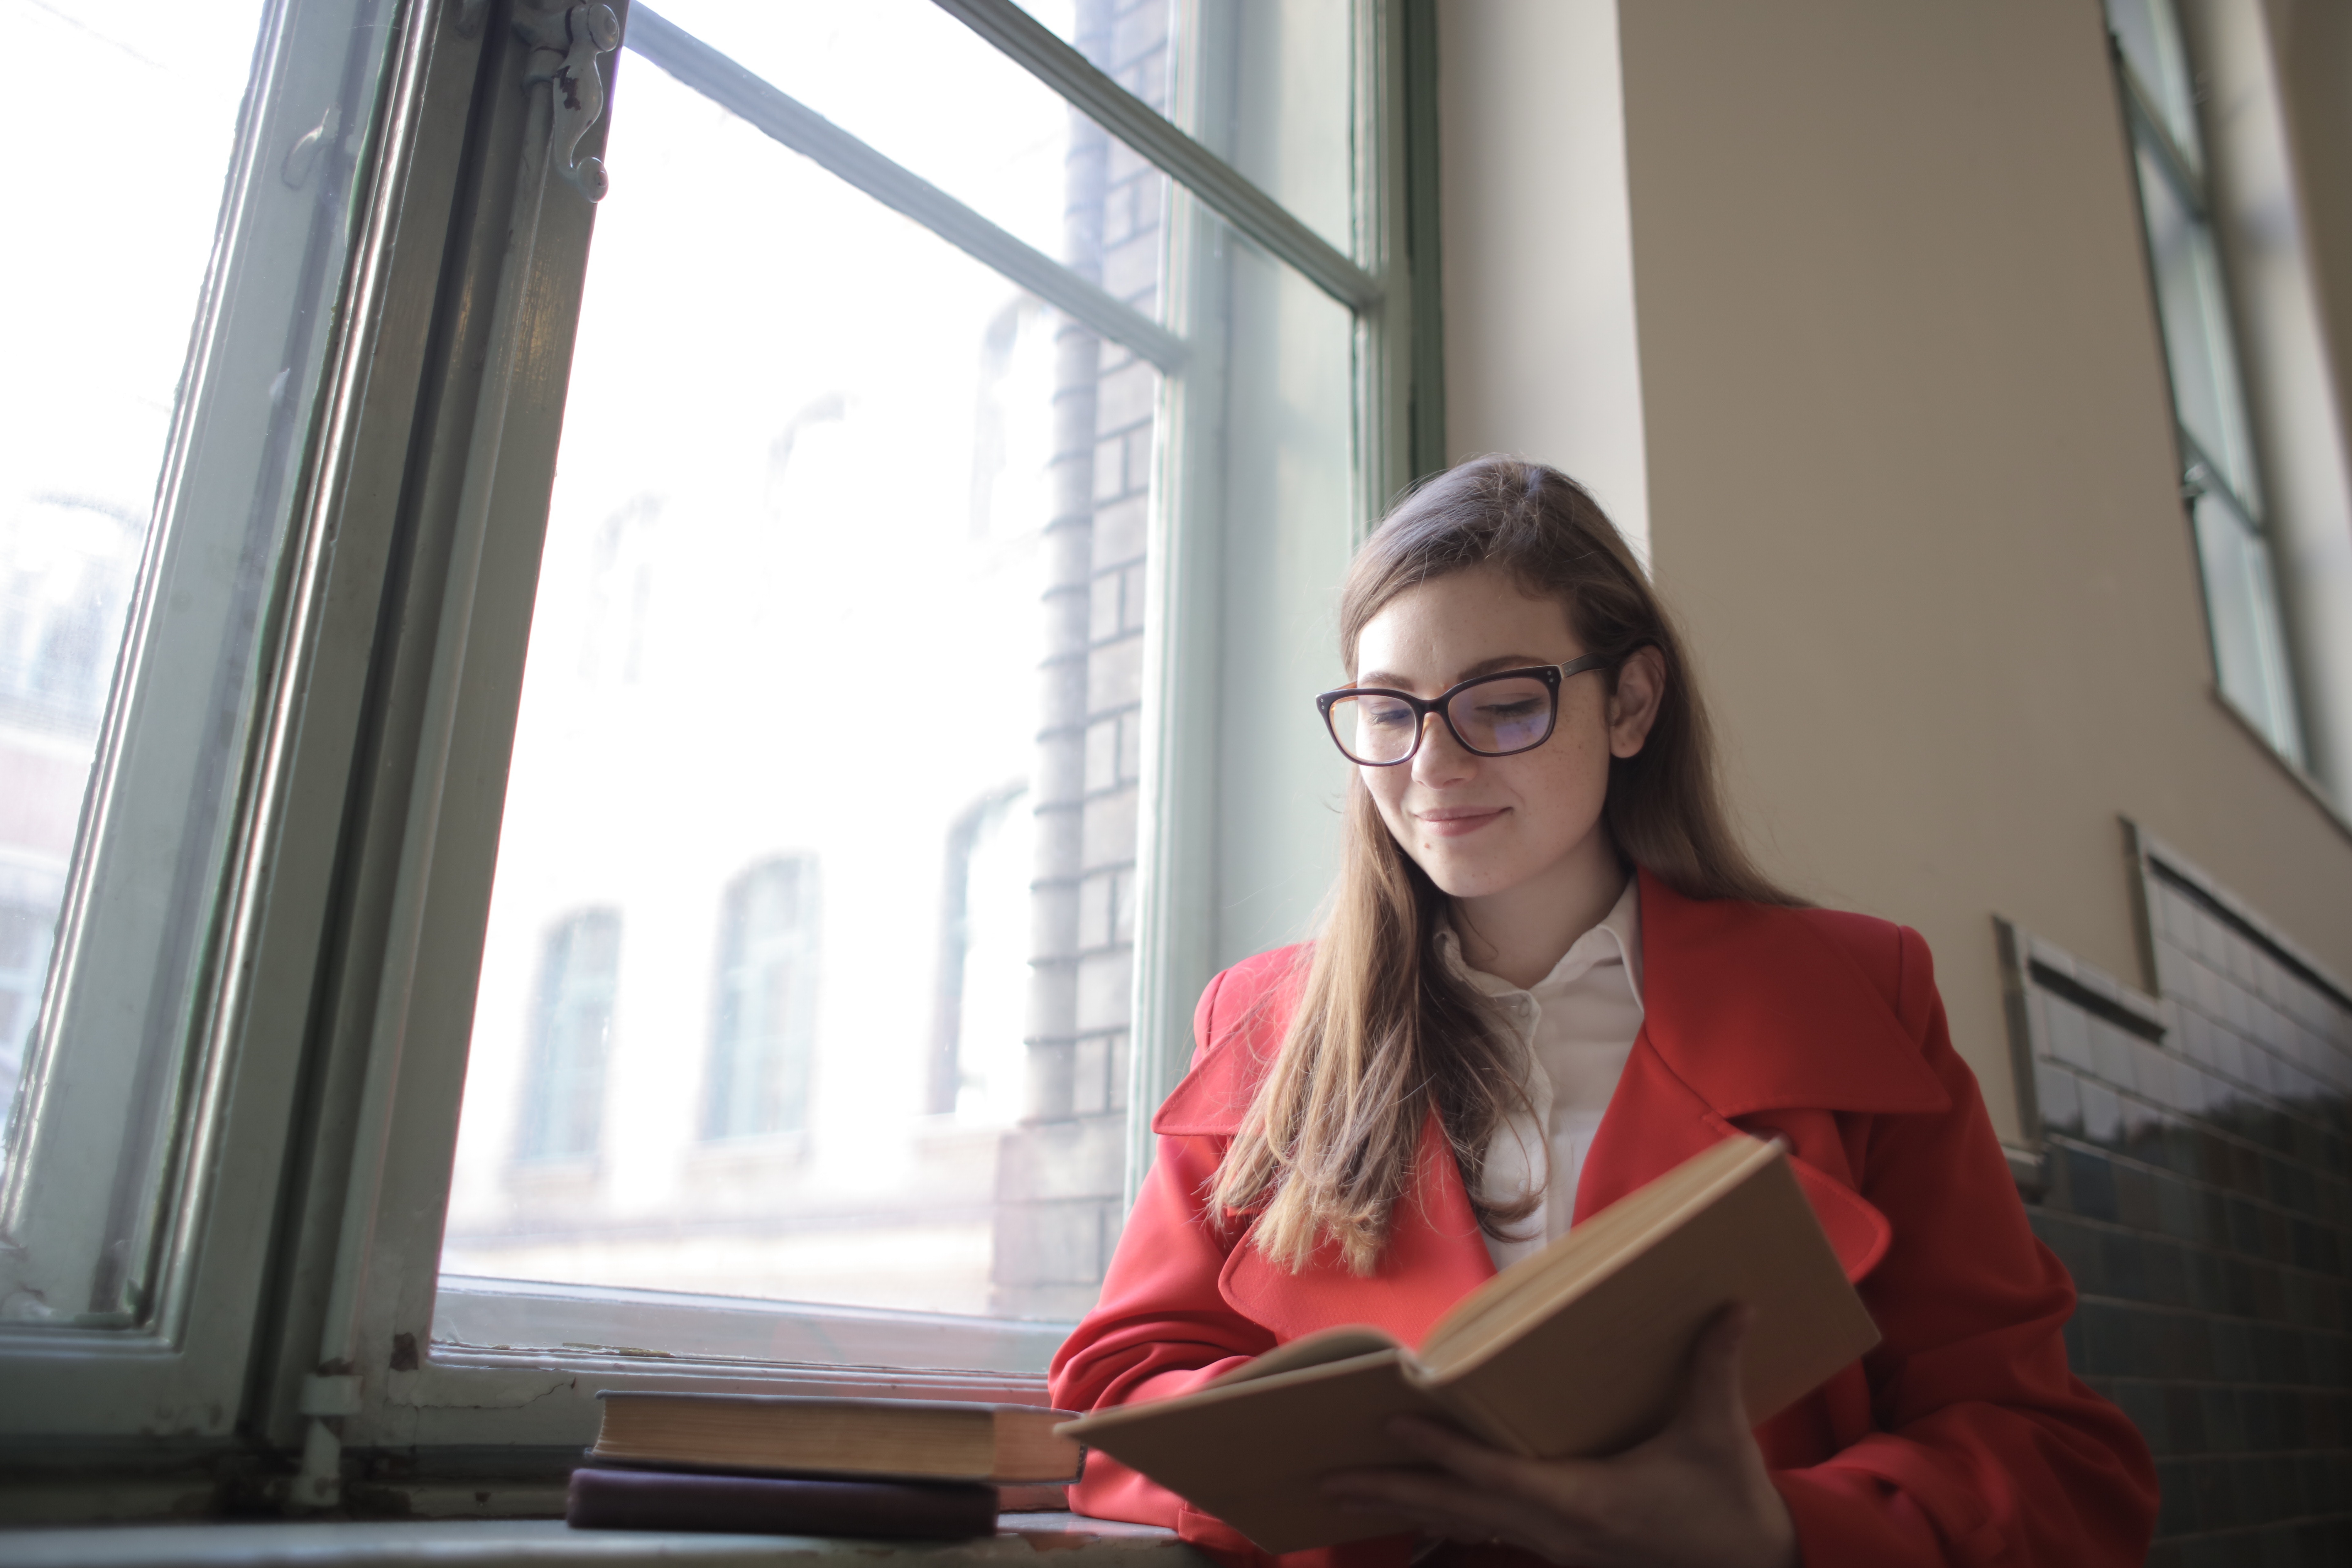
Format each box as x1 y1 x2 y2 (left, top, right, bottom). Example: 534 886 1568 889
517 2 620 201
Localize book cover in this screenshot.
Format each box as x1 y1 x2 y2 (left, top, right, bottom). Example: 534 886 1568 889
590 1392 1083 1483
566 1464 1000 1538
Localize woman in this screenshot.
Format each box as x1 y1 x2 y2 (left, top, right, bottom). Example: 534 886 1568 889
1048 458 2157 1568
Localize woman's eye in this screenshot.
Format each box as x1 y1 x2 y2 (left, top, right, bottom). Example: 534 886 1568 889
1478 699 1542 721
1362 701 1414 729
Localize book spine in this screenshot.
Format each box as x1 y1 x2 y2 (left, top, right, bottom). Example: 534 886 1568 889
567 1467 1000 1538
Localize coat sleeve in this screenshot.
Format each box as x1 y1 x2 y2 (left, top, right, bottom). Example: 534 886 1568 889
1767 926 2159 1567
1046 966 1279 1532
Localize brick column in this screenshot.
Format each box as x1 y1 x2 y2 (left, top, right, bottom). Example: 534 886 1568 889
992 0 1168 1321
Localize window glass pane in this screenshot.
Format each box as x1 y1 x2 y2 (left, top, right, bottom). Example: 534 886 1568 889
443 6 1362 1344
645 0 1168 309
2134 144 2259 509
1 0 396 1325
2192 491 2305 764
1187 0 1354 259
1206 214 1360 965
1004 0 1359 260
442 34 1159 1321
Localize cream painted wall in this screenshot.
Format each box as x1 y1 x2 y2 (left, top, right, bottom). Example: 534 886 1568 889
1439 0 2352 1138
1435 0 1649 559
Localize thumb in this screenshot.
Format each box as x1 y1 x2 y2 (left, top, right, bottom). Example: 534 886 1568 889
1674 1302 1757 1446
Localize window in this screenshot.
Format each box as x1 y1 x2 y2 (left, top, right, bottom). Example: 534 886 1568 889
2106 0 2305 762
435 0 1384 1329
0 498 139 1138
0 0 1438 1502
929 787 1030 1121
705 855 820 1140
515 909 623 1163
2 0 403 1435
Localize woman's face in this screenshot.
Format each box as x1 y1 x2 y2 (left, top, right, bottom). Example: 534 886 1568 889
1348 566 1661 905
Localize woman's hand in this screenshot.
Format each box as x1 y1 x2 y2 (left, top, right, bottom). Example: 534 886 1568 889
1320 1305 1797 1568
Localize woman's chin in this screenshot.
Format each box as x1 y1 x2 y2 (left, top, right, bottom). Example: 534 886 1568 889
1414 852 1526 903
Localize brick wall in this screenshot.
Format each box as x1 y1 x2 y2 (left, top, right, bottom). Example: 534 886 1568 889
2003 829 2352 1566
992 0 1170 1321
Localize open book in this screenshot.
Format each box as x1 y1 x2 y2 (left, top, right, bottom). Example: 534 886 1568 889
1058 1133 1878 1553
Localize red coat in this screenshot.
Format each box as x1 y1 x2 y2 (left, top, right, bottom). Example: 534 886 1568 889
1048 871 2158 1568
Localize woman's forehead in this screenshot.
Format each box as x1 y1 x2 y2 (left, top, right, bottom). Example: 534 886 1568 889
1352 568 1578 683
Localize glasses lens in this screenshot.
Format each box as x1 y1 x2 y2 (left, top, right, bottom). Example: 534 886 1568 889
1447 674 1555 755
1330 692 1421 764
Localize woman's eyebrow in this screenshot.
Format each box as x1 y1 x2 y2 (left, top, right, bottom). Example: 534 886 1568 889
1355 654 1560 688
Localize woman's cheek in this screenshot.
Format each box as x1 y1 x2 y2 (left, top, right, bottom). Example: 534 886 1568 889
1362 772 1430 864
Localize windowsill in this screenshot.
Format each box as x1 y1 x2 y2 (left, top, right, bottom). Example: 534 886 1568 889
0 1514 1206 1568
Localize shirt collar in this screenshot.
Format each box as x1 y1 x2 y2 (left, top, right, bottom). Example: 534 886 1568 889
1432 874 1644 1006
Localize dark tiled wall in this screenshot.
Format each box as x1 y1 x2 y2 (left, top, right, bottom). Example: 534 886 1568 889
2005 842 2352 1567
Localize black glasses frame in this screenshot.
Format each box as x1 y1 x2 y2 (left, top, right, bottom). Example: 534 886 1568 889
1315 654 1615 767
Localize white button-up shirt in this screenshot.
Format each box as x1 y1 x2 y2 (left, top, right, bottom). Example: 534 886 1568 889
1434 877 1645 1272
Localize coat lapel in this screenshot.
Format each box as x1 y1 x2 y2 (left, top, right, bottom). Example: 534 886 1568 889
1630 870 1949 1121
1571 872 1949 1283
1571 1043 1898 1283
1218 1113 1497 1347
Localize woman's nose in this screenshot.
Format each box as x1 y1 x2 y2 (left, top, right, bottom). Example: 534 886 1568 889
1411 712 1476 785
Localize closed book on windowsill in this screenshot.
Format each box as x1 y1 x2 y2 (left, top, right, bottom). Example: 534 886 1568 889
588 1392 1085 1484
1058 1133 1879 1555
567 1464 1000 1538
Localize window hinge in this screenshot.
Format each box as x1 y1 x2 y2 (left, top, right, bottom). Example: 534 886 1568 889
517 2 620 202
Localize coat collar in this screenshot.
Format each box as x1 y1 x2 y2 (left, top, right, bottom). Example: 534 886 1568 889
1153 870 1948 1139
1631 869 1947 1118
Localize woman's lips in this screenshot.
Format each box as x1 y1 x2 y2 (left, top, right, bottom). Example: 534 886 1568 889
1417 807 1505 839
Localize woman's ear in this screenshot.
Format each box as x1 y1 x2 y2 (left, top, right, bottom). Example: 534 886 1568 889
1607 646 1667 759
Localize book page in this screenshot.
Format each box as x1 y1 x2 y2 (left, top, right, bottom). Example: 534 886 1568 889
1415 1151 1878 1461
1415 1134 1773 1371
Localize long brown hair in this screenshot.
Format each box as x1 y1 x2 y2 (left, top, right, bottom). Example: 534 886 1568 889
1210 456 1799 1274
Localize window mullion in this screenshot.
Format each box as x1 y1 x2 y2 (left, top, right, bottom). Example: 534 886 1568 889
929 0 1381 312
628 6 1183 372
2120 56 2208 221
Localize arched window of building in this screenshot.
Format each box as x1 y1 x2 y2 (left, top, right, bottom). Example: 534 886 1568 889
515 909 622 1163
703 855 820 1141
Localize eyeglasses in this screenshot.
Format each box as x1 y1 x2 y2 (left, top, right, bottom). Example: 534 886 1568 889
1315 655 1614 767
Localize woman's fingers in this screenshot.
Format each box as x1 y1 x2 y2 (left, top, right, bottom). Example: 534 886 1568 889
1317 1316 1789 1568
1384 1415 1602 1506
1322 1464 1564 1554
1672 1302 1757 1449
